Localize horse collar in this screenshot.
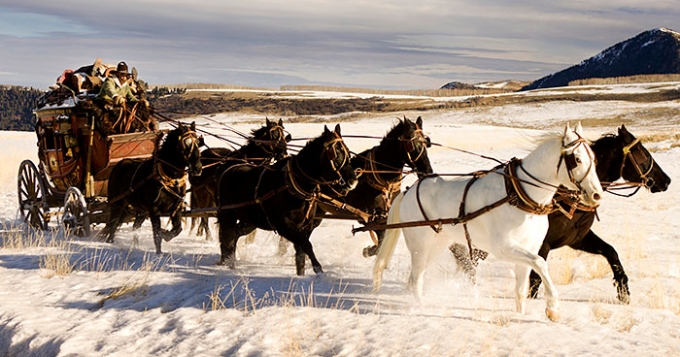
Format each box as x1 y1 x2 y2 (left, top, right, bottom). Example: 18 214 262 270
365 151 402 197
285 160 318 200
156 162 187 189
505 159 554 215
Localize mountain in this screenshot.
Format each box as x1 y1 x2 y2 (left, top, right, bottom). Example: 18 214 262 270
522 28 680 91
440 80 528 91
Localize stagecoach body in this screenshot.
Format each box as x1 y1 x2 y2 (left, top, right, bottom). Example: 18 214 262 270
18 88 162 234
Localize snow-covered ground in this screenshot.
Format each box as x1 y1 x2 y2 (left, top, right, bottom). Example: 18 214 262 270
1 86 679 356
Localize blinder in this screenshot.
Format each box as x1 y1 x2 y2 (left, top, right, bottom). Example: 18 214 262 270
563 153 578 171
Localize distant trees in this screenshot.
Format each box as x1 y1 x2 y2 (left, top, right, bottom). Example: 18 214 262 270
569 74 680 86
149 86 187 96
0 85 44 131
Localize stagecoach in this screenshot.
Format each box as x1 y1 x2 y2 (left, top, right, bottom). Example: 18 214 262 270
17 85 163 236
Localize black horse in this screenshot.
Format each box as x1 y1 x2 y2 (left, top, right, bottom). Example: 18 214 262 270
189 118 290 240
216 124 358 275
317 116 434 257
451 125 671 303
102 122 203 254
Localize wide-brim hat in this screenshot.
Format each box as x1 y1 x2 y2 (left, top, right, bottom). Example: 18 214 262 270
115 61 130 75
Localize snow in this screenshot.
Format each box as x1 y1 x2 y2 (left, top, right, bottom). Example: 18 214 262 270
1 84 680 356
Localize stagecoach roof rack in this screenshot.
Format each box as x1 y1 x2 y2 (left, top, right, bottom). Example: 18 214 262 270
35 84 97 111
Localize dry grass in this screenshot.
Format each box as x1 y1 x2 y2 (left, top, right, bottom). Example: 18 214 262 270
39 240 76 278
590 303 614 324
0 223 48 249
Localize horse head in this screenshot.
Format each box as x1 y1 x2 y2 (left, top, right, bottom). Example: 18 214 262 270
558 122 603 207
312 124 358 195
615 125 671 193
396 116 433 178
170 121 203 177
251 117 291 161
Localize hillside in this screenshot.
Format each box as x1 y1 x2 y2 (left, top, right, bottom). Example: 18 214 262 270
522 28 680 91
2 81 680 131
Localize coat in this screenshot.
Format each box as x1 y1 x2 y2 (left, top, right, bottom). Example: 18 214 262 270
98 76 139 104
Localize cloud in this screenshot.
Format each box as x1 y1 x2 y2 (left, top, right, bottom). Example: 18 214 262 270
1 1 679 89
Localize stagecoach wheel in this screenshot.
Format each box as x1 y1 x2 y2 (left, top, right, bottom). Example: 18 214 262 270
17 160 49 230
61 187 91 237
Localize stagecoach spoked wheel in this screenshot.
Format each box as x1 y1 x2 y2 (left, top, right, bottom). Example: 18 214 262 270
17 160 49 230
62 187 91 237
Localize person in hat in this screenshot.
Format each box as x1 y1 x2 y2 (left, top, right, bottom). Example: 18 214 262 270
95 61 152 135
98 61 147 107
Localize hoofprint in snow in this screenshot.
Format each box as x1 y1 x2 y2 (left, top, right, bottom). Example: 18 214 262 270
1 86 679 356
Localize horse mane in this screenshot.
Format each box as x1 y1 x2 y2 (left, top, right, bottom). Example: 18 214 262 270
591 132 619 149
247 125 268 145
384 118 412 140
158 125 183 155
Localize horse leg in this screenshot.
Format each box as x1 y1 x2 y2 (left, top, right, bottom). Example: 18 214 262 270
150 215 164 254
528 241 552 299
292 238 323 276
132 214 147 230
570 230 630 304
201 217 211 240
103 206 125 243
163 212 183 242
217 211 239 268
498 244 560 321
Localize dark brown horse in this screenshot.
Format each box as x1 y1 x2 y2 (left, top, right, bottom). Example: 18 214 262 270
102 122 203 254
450 125 671 303
216 124 358 275
189 118 290 240
317 116 433 257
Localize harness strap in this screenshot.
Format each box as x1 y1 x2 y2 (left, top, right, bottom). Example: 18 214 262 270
460 173 484 260
316 193 372 223
365 151 403 210
505 159 555 215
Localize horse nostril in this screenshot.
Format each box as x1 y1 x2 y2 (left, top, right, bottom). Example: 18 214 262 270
593 192 601 201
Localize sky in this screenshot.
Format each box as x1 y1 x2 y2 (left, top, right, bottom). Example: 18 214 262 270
1 83 679 356
1 1 679 89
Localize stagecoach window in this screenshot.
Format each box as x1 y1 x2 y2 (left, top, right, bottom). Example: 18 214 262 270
43 128 56 150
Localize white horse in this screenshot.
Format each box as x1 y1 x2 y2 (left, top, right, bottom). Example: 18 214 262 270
373 123 603 321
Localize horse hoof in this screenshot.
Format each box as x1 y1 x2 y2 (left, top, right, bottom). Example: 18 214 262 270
618 294 631 305
545 308 560 322
363 245 378 258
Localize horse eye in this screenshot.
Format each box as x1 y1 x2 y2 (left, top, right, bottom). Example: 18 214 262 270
576 157 582 164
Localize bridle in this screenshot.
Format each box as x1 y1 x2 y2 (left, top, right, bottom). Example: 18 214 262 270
178 128 201 164
399 127 430 171
288 134 353 197
617 138 656 191
256 124 289 158
555 133 596 197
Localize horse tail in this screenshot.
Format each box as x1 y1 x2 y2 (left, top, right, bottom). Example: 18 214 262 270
372 190 404 292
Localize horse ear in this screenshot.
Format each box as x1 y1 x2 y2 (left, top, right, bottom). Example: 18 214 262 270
618 124 634 141
334 123 342 136
563 122 572 137
285 134 292 142
324 125 330 134
266 117 271 126
190 121 196 131
416 116 423 128
574 121 583 134
278 118 283 127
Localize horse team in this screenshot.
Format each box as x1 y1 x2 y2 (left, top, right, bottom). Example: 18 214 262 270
101 116 671 321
